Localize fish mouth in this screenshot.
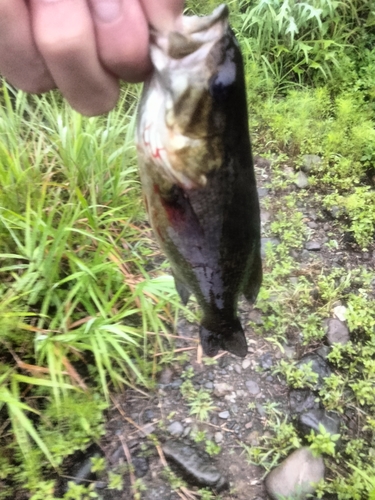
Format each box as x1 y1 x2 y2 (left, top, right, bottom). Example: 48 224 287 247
151 4 229 60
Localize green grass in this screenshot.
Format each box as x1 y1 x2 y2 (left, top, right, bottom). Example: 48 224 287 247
0 82 189 497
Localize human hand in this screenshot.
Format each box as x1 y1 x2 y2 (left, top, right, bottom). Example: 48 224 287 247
0 0 184 116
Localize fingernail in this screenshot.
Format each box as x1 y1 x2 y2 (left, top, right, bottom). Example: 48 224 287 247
91 0 121 23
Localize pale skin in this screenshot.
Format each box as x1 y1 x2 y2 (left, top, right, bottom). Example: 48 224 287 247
0 0 184 116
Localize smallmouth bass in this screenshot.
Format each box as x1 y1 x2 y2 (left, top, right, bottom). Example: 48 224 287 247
136 4 262 357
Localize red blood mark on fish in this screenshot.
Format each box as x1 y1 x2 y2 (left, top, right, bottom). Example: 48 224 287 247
143 123 151 146
152 146 165 159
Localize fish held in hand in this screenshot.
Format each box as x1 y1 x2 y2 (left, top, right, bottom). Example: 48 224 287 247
136 4 262 357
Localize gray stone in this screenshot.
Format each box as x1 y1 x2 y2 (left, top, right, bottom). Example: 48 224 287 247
168 421 184 437
289 389 319 415
261 238 280 259
299 408 341 436
259 352 273 370
242 358 251 370
133 455 149 478
307 221 318 229
305 240 321 251
245 430 260 446
324 318 350 345
295 171 309 189
248 309 263 325
214 382 233 397
158 367 174 385
256 403 266 417
296 353 331 390
204 381 214 390
316 345 331 359
254 156 272 169
302 154 322 173
234 364 242 375
257 187 269 198
246 380 260 395
261 210 271 223
265 447 325 500
218 411 230 419
162 440 228 491
214 432 223 444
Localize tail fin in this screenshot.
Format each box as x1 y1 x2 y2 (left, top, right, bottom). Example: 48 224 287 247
199 318 248 358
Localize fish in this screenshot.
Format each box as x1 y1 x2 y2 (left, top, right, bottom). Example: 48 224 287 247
135 4 262 357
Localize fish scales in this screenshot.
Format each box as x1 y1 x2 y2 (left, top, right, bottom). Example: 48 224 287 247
136 4 262 357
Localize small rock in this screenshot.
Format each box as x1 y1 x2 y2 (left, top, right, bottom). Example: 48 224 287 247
143 409 154 423
248 309 263 325
261 210 271 223
246 380 260 395
307 221 318 229
305 241 321 251
265 447 325 500
218 411 230 419
159 367 174 385
214 383 233 397
133 456 149 478
299 408 341 437
302 154 322 173
242 359 251 370
296 353 331 390
289 389 319 415
324 318 350 345
245 430 260 446
257 187 269 198
295 170 309 189
256 402 266 417
140 423 156 437
254 156 272 169
204 381 214 390
259 352 273 370
261 238 280 259
162 440 229 491
316 345 331 360
234 364 242 375
215 432 223 444
168 421 184 437
332 305 348 323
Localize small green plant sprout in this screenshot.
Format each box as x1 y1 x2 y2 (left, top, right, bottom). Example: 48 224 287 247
307 424 340 457
132 478 147 500
30 481 56 500
90 456 106 473
188 389 217 421
205 440 221 457
193 430 207 443
198 487 221 499
273 359 319 389
181 366 195 379
180 380 197 400
202 357 218 366
107 471 124 491
64 482 98 499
